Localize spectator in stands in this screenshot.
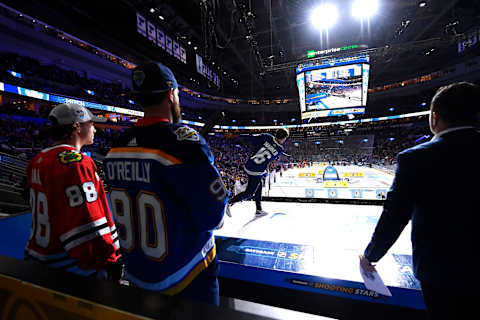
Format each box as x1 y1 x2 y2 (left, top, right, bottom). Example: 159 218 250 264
360 82 480 319
24 103 123 281
103 62 227 306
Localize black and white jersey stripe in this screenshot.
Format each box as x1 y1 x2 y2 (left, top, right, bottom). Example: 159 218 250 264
60 217 112 251
110 225 120 249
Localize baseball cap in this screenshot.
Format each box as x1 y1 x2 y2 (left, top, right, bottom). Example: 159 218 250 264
131 62 178 94
49 103 106 125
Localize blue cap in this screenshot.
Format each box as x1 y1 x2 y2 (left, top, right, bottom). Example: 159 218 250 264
131 62 178 94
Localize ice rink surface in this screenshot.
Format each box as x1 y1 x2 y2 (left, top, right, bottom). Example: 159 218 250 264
265 165 394 200
216 165 419 289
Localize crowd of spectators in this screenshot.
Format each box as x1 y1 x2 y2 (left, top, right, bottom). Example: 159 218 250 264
0 52 134 109
0 109 433 194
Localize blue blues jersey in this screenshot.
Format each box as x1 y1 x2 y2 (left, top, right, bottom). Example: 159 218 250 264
244 133 285 176
103 121 228 294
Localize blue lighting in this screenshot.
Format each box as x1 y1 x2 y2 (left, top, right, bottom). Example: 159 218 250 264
232 119 237 123
362 139 369 143
7 70 22 79
420 102 427 107
85 89 95 96
388 107 395 112
388 137 395 141
128 100 135 104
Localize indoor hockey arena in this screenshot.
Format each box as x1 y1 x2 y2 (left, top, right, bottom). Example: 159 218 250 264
1 0 479 319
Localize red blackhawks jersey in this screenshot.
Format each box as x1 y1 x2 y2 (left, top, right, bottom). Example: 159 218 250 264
25 144 120 276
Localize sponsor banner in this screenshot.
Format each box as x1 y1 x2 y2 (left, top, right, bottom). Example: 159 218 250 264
208 67 213 81
17 87 49 101
147 21 156 43
328 188 338 198
157 29 165 49
305 189 315 198
302 108 365 119
165 35 173 55
0 81 142 117
112 107 144 117
173 41 180 59
180 46 186 63
136 12 146 37
299 172 316 178
324 181 349 188
351 189 363 199
344 172 364 177
196 54 203 74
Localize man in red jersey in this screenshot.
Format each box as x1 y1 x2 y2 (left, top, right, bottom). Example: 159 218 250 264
25 103 122 280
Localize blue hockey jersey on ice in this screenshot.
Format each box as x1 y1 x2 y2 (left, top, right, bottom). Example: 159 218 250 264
103 120 228 294
244 133 285 176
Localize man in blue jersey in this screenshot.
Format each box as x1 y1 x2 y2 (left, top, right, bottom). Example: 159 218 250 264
104 62 228 306
225 129 289 218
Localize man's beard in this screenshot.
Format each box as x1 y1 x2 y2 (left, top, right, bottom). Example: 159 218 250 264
170 101 182 123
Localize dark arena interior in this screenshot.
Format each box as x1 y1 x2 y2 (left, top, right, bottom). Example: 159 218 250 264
0 0 479 319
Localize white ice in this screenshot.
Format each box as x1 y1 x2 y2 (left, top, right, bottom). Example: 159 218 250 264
215 200 412 286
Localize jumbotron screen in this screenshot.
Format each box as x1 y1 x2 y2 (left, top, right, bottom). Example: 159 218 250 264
296 57 370 119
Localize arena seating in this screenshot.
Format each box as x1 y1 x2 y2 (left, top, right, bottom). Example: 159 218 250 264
0 110 430 196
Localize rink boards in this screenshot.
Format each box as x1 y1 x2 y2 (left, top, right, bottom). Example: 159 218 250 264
215 200 425 311
265 165 394 200
0 196 425 315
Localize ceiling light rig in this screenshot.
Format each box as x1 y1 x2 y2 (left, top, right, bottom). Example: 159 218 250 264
311 3 338 30
352 0 379 20
235 0 265 78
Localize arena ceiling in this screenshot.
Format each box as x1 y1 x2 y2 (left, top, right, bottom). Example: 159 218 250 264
3 0 480 99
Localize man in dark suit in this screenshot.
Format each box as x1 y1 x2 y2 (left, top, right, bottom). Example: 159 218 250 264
360 82 480 319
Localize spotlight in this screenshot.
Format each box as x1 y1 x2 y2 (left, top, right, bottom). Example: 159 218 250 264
150 8 155 13
419 1 427 8
352 0 379 20
311 4 338 30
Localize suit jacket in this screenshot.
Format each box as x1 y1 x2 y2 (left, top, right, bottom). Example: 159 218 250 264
364 128 480 288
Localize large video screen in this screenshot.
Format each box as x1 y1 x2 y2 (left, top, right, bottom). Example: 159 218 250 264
297 58 369 119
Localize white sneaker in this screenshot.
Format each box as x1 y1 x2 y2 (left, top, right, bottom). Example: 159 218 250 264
255 209 268 217
225 203 232 217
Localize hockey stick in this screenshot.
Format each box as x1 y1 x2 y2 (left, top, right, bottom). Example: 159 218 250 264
200 110 225 136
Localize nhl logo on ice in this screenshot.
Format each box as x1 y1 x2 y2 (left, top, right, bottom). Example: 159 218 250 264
133 70 146 87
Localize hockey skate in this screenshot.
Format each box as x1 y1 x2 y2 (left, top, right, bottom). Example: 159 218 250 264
225 203 232 217
255 209 268 217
